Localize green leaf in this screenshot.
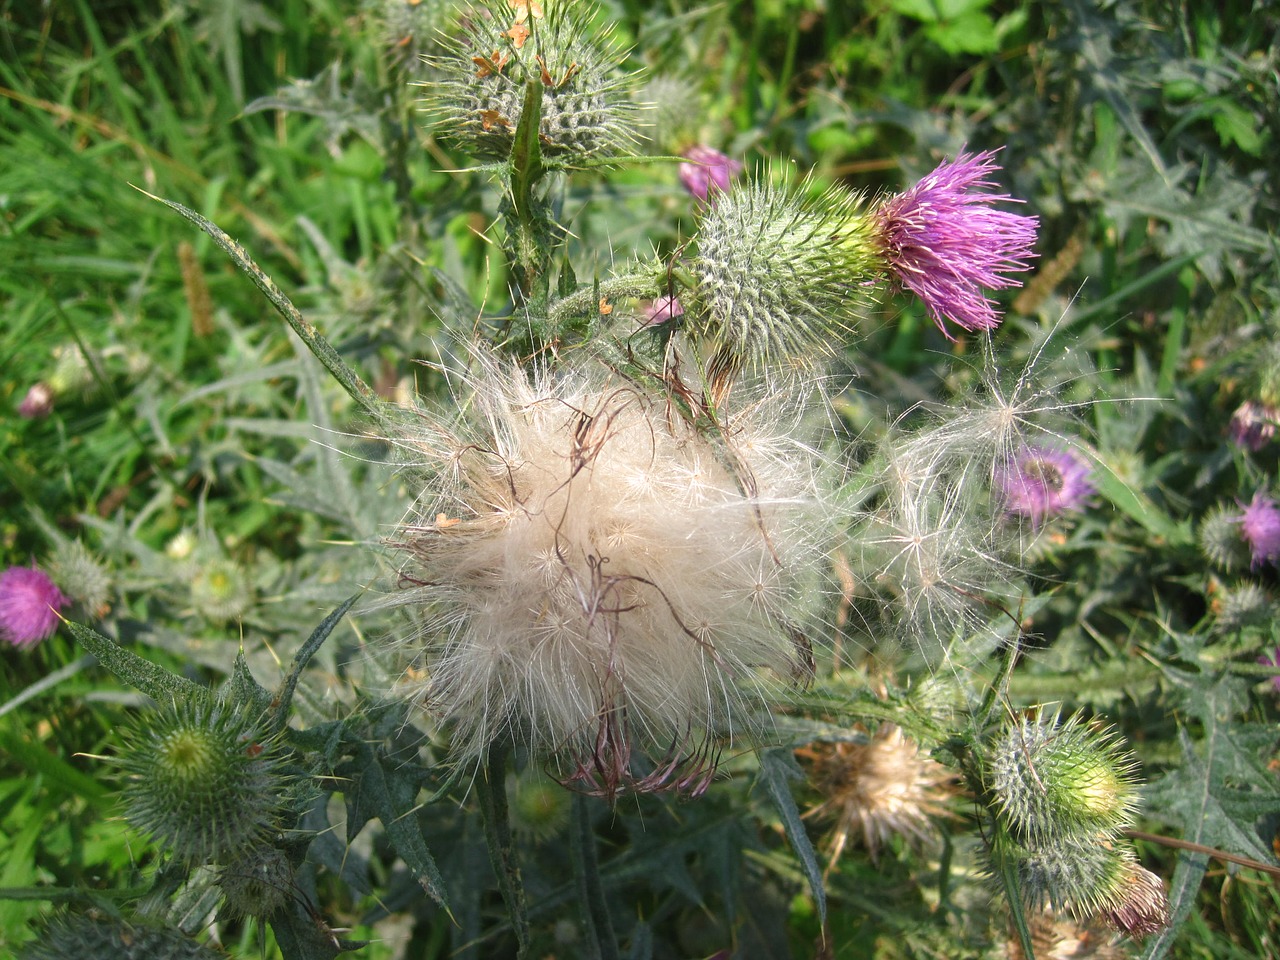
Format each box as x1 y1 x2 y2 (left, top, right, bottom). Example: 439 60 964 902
758 748 826 926
272 595 360 732
1089 464 1192 546
67 620 203 704
925 12 999 56
1208 97 1264 157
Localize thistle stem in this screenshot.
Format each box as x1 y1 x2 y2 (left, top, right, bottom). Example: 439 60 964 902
546 267 667 328
571 791 618 960
477 743 530 957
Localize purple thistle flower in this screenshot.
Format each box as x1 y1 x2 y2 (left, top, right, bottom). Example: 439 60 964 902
678 145 742 204
996 446 1094 527
1240 491 1280 568
17 383 54 419
641 294 684 326
0 565 67 649
1258 648 1280 693
874 149 1038 338
1228 400 1278 452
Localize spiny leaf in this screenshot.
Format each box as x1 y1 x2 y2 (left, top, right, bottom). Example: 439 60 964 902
758 747 827 926
67 620 203 704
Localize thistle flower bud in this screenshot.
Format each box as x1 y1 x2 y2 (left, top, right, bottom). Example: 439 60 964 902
508 768 571 840
48 540 112 616
17 382 54 419
988 708 1138 846
1228 399 1278 451
688 176 876 387
19 912 223 960
872 150 1037 338
635 74 701 153
1198 503 1252 571
1211 580 1272 633
190 557 254 624
1240 491 1280 569
994 832 1166 936
1257 342 1280 409
47 343 95 397
430 0 636 162
217 844 295 918
386 348 834 796
120 697 287 864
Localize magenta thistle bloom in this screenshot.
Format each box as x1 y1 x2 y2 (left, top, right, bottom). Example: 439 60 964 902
678 145 742 204
0 565 67 649
874 150 1038 338
996 446 1093 527
1240 491 1280 568
1228 400 1278 452
18 383 54 419
641 294 684 326
1258 648 1280 693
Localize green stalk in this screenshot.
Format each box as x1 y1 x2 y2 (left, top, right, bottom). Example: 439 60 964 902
477 743 530 957
571 792 618 960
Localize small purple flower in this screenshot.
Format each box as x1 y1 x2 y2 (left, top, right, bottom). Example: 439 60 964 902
1240 491 1280 568
1258 648 1280 693
996 446 1094 527
641 295 684 326
0 565 67 649
874 149 1038 338
1228 400 1278 452
17 383 54 419
678 146 742 204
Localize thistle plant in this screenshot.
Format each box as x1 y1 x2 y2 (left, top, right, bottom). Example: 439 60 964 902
25 0 1278 955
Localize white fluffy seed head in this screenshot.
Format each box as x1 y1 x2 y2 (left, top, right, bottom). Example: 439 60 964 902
385 349 836 795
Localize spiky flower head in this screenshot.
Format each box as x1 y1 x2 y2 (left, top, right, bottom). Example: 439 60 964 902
1228 399 1278 451
48 540 112 616
872 149 1038 338
1096 861 1170 938
508 768 572 840
1198 503 1252 571
994 833 1166 937
19 912 224 960
387 348 833 796
190 557 254 624
635 73 702 153
1211 580 1272 633
0 564 67 649
678 145 742 205
217 844 295 918
429 0 636 162
120 696 287 864
799 724 957 868
1240 491 1280 569
689 175 877 388
988 708 1139 846
995 446 1093 528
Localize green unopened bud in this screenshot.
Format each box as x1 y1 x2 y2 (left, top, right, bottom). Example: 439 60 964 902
48 540 112 615
1211 580 1272 633
217 844 295 918
430 0 636 162
688 176 877 389
20 912 223 960
988 708 1138 845
1198 504 1250 572
635 74 702 153
1256 341 1280 408
120 697 287 864
190 557 254 624
508 769 571 841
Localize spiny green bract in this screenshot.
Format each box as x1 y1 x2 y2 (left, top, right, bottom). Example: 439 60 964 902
217 844 295 918
1198 503 1251 572
19 912 223 960
688 176 878 387
986 707 1139 845
429 0 636 162
120 696 287 865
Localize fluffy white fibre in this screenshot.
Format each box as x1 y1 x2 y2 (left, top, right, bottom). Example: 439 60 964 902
389 350 834 794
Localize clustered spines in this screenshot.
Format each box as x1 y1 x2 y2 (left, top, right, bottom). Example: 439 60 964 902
429 0 637 163
983 707 1165 937
688 175 878 386
119 695 288 865
389 351 835 794
987 708 1139 846
19 912 225 960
